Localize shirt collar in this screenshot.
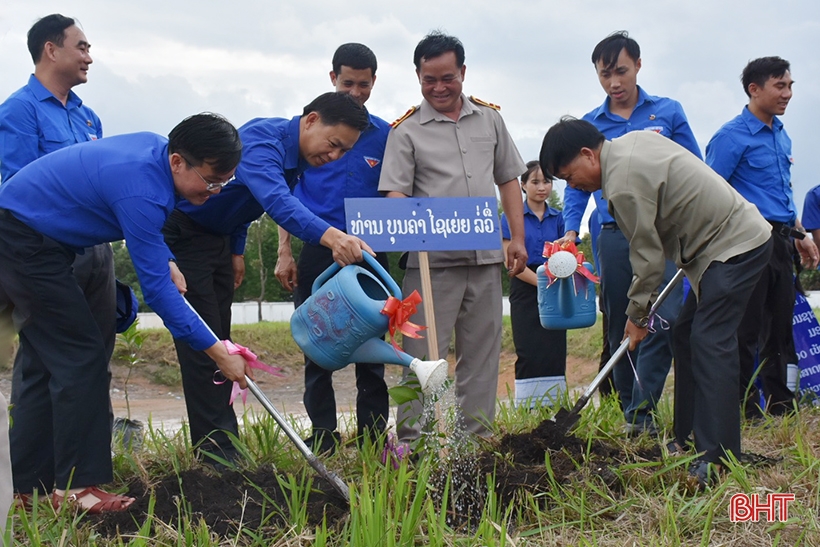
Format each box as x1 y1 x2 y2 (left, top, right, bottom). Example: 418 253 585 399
741 105 782 135
286 116 309 172
523 199 558 218
591 86 653 120
27 74 82 109
419 94 480 124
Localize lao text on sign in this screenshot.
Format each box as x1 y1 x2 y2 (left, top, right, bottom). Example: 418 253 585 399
344 197 501 252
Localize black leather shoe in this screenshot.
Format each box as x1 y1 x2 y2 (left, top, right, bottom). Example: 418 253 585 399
687 459 722 490
622 421 659 438
304 430 342 455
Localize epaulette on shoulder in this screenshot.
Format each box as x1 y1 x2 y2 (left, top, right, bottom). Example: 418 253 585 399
469 95 501 111
391 106 419 128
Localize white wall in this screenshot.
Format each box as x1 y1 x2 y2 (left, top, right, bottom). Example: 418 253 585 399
137 298 513 329
138 291 820 330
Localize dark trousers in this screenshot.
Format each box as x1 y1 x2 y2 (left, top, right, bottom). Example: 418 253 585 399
737 230 798 417
672 239 772 463
294 244 389 439
509 274 566 379
0 210 112 492
597 225 681 425
162 211 238 456
11 244 118 433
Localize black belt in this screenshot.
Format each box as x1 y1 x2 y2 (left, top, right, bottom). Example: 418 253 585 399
768 221 805 240
601 223 619 231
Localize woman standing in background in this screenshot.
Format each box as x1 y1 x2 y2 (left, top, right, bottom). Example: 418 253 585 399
501 160 568 407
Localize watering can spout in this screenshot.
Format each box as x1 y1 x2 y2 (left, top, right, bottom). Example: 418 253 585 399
349 337 414 367
349 340 448 394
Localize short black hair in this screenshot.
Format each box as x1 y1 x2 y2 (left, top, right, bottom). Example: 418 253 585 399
521 160 542 184
332 43 377 76
539 117 605 179
413 31 465 70
741 56 791 98
28 14 76 64
303 92 369 132
168 113 243 175
591 31 640 70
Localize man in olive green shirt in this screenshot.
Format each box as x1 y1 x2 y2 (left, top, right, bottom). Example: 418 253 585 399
539 117 772 487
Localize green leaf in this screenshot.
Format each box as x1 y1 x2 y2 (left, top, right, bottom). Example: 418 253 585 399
388 385 421 405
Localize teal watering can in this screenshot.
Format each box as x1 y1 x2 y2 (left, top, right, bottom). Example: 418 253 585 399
290 253 448 394
537 243 598 330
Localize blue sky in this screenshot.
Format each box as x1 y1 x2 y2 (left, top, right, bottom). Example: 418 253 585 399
2 0 818 224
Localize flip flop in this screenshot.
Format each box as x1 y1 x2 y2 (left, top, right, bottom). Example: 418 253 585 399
52 486 135 514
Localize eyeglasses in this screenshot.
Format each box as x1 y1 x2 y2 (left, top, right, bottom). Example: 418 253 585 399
185 159 235 192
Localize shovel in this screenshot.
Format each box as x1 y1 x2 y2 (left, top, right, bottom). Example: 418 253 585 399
554 269 685 431
181 298 350 502
244 376 350 502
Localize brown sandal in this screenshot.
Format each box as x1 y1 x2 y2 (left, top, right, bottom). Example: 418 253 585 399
52 486 135 514
13 493 32 511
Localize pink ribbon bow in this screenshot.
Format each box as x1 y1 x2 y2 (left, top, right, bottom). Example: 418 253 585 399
213 340 284 405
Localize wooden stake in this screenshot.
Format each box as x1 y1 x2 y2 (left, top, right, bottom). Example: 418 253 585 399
418 251 438 360
417 251 446 455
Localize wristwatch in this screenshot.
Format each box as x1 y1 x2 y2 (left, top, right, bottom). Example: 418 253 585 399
629 315 649 329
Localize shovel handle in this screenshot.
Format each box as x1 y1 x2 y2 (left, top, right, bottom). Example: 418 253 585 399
245 376 350 503
572 269 686 415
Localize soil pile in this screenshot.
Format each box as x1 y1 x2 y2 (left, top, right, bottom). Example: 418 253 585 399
430 419 662 529
94 465 347 538
95 420 661 538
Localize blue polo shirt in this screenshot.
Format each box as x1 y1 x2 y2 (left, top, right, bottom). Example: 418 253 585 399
562 87 702 232
706 106 795 224
0 74 103 182
178 116 317 255
802 184 820 231
294 113 389 231
501 201 564 267
0 133 217 351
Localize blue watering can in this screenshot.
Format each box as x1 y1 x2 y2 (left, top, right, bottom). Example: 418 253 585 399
537 244 598 330
290 253 448 394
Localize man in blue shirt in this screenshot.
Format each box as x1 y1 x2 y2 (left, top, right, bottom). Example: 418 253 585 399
802 185 820 242
0 13 119 437
0 113 249 512
559 32 701 436
706 56 818 419
274 44 391 454
163 92 372 462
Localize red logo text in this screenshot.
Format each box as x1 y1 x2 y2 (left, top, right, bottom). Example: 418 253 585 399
729 493 795 522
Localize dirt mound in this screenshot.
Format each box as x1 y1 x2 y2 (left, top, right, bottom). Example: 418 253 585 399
431 419 662 529
94 465 347 538
94 420 663 538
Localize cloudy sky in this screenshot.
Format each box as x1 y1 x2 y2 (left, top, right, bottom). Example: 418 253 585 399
2 0 819 221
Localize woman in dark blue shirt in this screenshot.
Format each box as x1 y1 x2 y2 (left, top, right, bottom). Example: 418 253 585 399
501 161 567 408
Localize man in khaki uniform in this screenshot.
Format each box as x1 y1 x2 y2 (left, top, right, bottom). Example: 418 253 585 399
378 31 527 441
540 117 772 488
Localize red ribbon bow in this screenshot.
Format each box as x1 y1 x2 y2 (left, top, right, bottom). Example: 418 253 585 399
214 340 284 406
381 290 426 351
542 241 600 285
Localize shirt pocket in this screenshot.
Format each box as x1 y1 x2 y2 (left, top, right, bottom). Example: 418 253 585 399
745 150 776 170
40 120 74 154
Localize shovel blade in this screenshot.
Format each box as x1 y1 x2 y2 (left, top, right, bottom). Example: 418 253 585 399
553 407 580 432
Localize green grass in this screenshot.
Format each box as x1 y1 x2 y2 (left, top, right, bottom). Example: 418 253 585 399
4 319 820 545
